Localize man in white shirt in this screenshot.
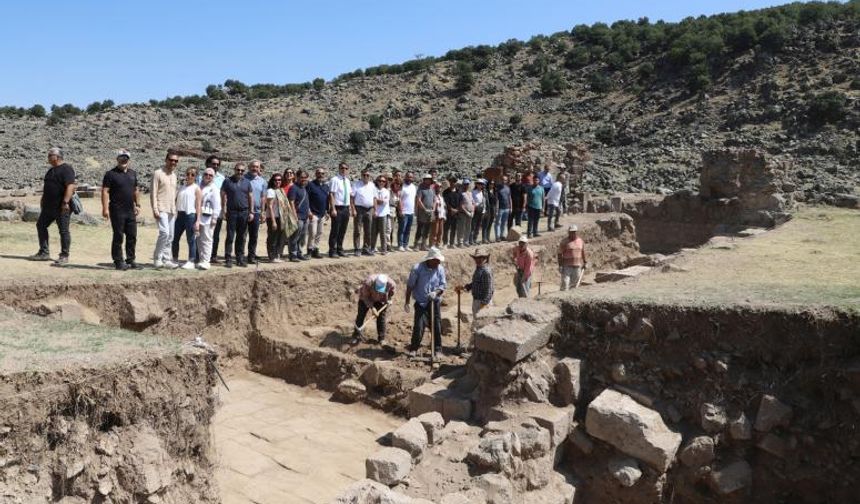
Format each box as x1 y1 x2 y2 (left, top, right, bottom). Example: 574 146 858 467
370 175 390 255
351 167 376 256
546 179 564 231
327 162 353 258
398 172 417 251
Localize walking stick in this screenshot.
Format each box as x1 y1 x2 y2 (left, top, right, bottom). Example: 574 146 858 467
456 289 462 350
574 266 585 289
429 297 435 369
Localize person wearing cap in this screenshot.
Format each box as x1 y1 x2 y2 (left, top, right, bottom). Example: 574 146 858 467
101 149 142 270
463 248 494 322
414 173 435 251
456 179 474 247
558 224 587 291
352 167 375 256
512 236 537 298
31 147 76 265
405 247 447 353
220 162 254 267
352 273 397 343
470 179 486 245
396 171 416 251
151 152 179 269
328 162 353 258
196 167 222 270
526 174 545 239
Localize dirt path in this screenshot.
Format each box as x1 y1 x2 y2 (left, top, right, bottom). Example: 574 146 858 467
213 368 401 504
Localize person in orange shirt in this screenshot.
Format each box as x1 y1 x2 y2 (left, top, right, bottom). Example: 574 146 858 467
512 236 537 298
557 224 587 291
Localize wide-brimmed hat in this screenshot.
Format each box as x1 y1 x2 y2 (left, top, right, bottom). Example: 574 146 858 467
470 247 490 259
422 247 445 262
422 173 433 180
518 236 529 244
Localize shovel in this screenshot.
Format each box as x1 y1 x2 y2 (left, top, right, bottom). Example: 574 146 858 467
574 265 585 289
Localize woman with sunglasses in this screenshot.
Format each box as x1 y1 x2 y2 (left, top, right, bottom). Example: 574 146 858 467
196 167 222 270
172 168 202 269
265 173 289 262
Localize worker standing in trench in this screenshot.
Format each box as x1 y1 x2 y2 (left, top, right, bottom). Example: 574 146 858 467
405 247 447 355
557 224 588 291
352 273 396 344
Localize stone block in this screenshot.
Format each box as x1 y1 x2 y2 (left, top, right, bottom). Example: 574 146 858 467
754 395 792 432
22 204 41 222
0 209 19 222
709 460 752 495
333 478 425 503
440 489 488 504
700 403 727 433
756 433 789 458
729 412 753 440
366 447 413 486
475 473 514 504
608 457 642 487
514 420 551 460
594 265 651 283
492 403 574 449
679 436 715 468
466 432 518 473
585 389 682 472
568 423 593 454
505 298 561 324
333 379 367 404
475 317 554 363
521 472 576 504
415 412 445 445
121 292 163 325
554 358 582 405
407 382 472 422
392 419 428 458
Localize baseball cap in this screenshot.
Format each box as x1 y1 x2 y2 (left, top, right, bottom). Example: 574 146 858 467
518 236 529 243
115 149 131 159
374 274 389 293
568 224 578 232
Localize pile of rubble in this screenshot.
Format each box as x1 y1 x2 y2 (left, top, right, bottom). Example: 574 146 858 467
487 141 590 184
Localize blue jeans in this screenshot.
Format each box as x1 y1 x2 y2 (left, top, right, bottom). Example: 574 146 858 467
398 214 414 248
172 211 197 262
495 209 510 241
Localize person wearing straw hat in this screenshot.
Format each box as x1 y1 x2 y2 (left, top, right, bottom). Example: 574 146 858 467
352 273 396 344
463 247 494 322
405 247 447 353
512 236 537 298
558 224 587 291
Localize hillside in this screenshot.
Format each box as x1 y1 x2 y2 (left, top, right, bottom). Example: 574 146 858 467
0 1 857 204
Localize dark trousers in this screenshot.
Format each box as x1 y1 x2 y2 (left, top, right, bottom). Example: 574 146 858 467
411 299 442 349
247 211 261 260
470 209 484 243
328 205 349 254
527 207 541 237
443 214 457 246
171 211 197 262
225 209 249 261
36 209 70 257
210 217 223 260
414 220 431 247
288 218 308 257
482 211 495 242
510 207 525 228
266 217 285 260
109 210 137 263
355 300 387 340
353 206 372 251
546 204 560 230
398 214 414 248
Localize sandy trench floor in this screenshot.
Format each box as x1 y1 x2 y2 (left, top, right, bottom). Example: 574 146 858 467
213 368 401 504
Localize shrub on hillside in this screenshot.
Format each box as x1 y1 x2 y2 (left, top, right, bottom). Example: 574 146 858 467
28 104 46 118
367 114 384 130
806 91 847 126
348 131 367 153
540 70 568 96
509 114 523 126
205 85 227 100
453 61 475 92
312 78 325 91
637 62 655 82
525 55 552 77
589 72 612 93
564 46 590 69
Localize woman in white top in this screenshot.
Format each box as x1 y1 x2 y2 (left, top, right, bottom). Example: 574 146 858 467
171 168 202 269
264 173 289 262
370 175 390 255
196 167 222 270
431 181 446 248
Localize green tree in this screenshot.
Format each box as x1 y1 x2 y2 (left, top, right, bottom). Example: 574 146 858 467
348 131 367 153
807 91 847 126
28 104 46 118
564 46 590 69
454 61 475 92
312 78 325 91
539 70 568 96
589 72 612 93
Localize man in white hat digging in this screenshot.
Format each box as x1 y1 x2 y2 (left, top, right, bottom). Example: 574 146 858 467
352 273 396 344
405 247 447 353
557 224 587 291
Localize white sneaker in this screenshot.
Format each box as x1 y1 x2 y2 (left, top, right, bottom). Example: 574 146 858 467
154 260 163 269
398 246 406 252
197 262 210 270
163 260 179 269
272 258 283 263
181 261 196 270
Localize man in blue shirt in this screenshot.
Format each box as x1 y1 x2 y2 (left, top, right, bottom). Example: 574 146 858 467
405 247 447 353
220 163 253 268
244 160 267 264
287 169 311 261
306 167 330 259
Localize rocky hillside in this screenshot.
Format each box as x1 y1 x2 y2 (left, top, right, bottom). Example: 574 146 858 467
0 1 857 204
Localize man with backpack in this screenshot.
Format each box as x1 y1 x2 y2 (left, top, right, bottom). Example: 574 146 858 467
31 147 76 265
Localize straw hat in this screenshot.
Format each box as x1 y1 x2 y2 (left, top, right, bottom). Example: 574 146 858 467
422 247 445 262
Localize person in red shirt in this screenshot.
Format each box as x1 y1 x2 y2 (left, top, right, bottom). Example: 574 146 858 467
557 224 587 290
512 236 537 297
352 273 396 344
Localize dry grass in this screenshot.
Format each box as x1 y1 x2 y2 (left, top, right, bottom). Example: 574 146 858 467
585 206 860 313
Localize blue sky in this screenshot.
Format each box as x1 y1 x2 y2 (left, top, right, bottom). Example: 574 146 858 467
0 0 792 107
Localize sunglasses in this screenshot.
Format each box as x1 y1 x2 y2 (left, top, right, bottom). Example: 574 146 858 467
168 159 179 163
186 173 196 177
203 174 214 177
274 177 283 181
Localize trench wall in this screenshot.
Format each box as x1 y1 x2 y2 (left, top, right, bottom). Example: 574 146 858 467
551 299 860 504
0 351 219 503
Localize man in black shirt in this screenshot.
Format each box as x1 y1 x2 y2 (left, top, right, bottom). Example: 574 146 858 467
101 149 141 270
31 147 76 264
442 176 460 248
220 162 254 268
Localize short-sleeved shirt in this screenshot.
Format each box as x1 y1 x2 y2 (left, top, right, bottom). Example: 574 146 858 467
538 170 554 192
559 236 585 267
307 180 329 217
329 174 351 206
265 188 280 218
527 185 545 210
497 184 511 210
357 273 396 307
102 167 138 212
472 189 485 211
42 163 75 210
221 175 252 212
407 262 447 307
352 180 376 208
288 183 310 220
400 183 417 215
245 174 267 213
416 185 435 220
374 187 390 217
547 181 563 206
